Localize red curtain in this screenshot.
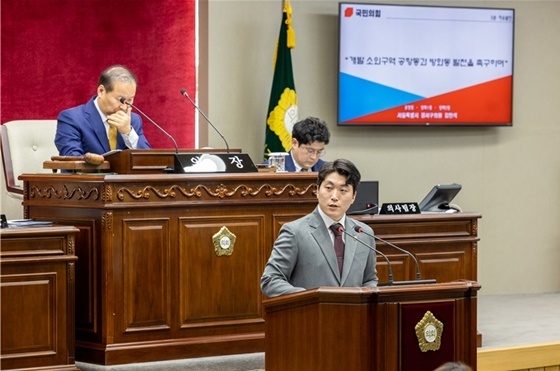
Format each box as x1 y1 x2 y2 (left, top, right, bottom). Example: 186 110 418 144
1 0 196 149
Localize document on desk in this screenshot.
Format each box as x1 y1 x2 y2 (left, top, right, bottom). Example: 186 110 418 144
7 219 54 227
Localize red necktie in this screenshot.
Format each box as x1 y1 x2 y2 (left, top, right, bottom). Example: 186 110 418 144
330 223 345 275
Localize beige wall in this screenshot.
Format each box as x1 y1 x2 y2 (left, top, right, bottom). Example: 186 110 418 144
206 0 560 295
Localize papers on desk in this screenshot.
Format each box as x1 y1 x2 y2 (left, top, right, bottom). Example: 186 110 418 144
102 149 121 156
420 210 459 214
7 219 54 227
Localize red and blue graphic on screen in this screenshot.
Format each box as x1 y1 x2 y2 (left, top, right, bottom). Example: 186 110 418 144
339 72 512 126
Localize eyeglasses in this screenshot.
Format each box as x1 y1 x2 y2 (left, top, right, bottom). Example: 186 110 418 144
300 146 326 157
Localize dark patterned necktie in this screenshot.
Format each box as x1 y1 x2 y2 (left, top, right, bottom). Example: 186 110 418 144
329 223 345 275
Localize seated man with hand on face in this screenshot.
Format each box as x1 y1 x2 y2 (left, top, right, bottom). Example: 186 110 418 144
261 158 378 297
285 116 330 172
55 65 151 157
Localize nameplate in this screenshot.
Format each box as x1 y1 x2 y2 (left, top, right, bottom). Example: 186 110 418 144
379 203 420 214
173 153 258 174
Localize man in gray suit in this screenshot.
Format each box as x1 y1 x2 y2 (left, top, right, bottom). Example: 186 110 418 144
261 159 378 297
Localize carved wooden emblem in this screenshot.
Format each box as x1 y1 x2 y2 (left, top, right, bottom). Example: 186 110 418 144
212 226 236 256
415 311 443 352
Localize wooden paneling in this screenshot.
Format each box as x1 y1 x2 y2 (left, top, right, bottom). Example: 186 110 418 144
20 168 480 365
2 273 56 353
355 213 480 283
264 283 481 371
1 226 79 371
177 216 265 333
21 172 319 365
121 218 171 334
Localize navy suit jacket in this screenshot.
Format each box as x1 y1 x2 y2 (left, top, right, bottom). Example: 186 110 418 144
55 96 151 156
284 152 325 172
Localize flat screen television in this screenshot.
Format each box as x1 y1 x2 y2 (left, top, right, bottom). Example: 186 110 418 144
419 183 462 213
338 3 515 126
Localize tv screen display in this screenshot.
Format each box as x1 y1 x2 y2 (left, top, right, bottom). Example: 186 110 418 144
338 3 515 126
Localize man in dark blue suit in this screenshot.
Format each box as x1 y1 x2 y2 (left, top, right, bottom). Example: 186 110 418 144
55 65 151 156
284 117 330 172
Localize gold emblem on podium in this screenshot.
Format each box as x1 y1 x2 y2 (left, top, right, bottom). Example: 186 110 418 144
415 311 443 352
212 226 236 256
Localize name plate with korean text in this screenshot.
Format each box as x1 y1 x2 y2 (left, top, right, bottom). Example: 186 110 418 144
379 202 420 215
173 153 258 173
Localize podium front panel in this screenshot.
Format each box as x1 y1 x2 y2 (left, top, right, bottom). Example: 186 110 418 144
401 301 456 370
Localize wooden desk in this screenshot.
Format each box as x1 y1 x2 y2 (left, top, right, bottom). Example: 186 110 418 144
1 225 79 371
20 170 481 365
354 213 481 283
20 172 319 365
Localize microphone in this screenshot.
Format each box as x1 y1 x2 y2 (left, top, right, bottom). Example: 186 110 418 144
347 203 378 216
335 223 394 286
180 89 230 153
120 97 179 154
354 226 436 285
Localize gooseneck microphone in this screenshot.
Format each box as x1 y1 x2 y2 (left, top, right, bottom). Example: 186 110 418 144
119 97 179 154
335 223 394 286
180 89 230 153
354 226 436 285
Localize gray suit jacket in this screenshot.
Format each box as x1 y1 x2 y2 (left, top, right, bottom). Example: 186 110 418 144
261 207 378 297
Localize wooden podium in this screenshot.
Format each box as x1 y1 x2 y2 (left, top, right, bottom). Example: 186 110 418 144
263 281 481 371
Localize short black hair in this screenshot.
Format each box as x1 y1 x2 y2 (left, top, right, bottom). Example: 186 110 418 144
292 117 330 145
98 65 137 92
317 159 361 195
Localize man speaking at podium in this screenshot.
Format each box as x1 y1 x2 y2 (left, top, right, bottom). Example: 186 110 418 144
55 65 151 156
261 159 378 297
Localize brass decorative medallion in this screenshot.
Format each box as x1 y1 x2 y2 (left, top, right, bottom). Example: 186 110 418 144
414 311 443 352
212 226 237 256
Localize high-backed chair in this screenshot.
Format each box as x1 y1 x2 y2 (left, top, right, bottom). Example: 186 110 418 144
0 120 58 218
0 146 23 219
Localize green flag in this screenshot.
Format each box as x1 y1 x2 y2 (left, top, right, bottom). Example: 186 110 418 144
264 0 298 161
